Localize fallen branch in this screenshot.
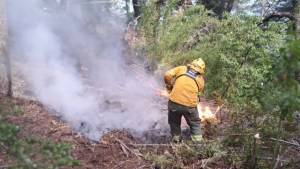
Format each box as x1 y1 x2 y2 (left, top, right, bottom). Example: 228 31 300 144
270 138 300 148
131 143 204 147
115 138 143 158
257 156 290 162
131 143 171 147
120 143 129 157
133 129 164 133
201 158 211 168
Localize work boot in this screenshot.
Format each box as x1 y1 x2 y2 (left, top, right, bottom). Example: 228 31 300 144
172 135 182 144
191 134 203 143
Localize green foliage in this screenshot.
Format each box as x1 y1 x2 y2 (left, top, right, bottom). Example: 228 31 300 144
172 143 197 159
138 2 299 167
12 105 24 115
0 106 80 169
138 0 161 40
151 155 173 169
274 35 300 119
145 142 226 168
0 117 20 154
10 138 80 169
199 139 225 158
139 3 218 67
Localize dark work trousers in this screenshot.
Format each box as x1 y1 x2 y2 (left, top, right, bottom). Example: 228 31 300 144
168 100 201 138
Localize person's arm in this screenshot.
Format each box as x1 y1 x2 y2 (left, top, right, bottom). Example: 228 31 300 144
164 66 182 92
197 76 205 101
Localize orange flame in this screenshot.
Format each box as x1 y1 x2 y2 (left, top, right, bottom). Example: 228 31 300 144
197 103 218 123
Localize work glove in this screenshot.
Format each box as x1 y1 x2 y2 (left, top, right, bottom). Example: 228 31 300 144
166 84 172 93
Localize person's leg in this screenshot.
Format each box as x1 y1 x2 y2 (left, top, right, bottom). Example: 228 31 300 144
168 101 183 143
183 107 203 142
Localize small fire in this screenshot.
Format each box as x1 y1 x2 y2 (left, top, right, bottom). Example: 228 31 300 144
197 103 218 123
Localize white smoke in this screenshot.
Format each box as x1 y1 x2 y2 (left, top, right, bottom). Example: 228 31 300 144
6 0 168 141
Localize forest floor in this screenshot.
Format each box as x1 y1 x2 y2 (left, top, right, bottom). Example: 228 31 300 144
0 95 229 169
0 95 151 168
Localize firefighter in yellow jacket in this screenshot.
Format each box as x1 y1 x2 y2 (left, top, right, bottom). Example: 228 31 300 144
164 58 205 143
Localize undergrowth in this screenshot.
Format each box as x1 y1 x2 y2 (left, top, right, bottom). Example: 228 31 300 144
0 99 80 169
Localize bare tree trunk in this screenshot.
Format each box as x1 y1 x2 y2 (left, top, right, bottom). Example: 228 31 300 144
132 0 140 18
197 0 235 18
125 0 130 17
292 0 300 37
225 0 235 13
292 0 300 83
0 0 12 96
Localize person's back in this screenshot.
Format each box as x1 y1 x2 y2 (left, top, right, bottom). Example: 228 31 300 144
166 65 204 107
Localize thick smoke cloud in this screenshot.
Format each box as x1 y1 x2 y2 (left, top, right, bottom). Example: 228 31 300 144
6 0 167 141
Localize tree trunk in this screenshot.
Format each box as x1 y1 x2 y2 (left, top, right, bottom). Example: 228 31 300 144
125 0 130 17
0 0 12 96
292 0 300 83
225 0 235 13
132 0 140 18
292 0 300 37
197 0 235 18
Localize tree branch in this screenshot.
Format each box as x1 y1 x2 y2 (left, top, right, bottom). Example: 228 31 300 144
262 12 295 23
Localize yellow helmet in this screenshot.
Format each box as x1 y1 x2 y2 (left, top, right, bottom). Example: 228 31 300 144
191 58 205 74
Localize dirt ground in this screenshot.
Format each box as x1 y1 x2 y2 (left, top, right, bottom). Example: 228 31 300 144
0 95 154 168
0 94 230 169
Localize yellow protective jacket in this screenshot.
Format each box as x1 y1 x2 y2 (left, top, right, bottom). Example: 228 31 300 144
164 65 205 107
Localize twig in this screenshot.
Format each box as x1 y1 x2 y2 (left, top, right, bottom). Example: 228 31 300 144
131 143 171 147
250 134 260 168
273 154 280 169
97 144 111 148
214 104 224 115
201 158 211 168
0 142 8 151
131 143 204 147
170 143 179 159
120 143 129 157
163 150 174 159
270 138 300 147
115 138 143 158
257 156 290 162
112 159 132 169
273 146 293 169
133 129 163 133
137 165 146 169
